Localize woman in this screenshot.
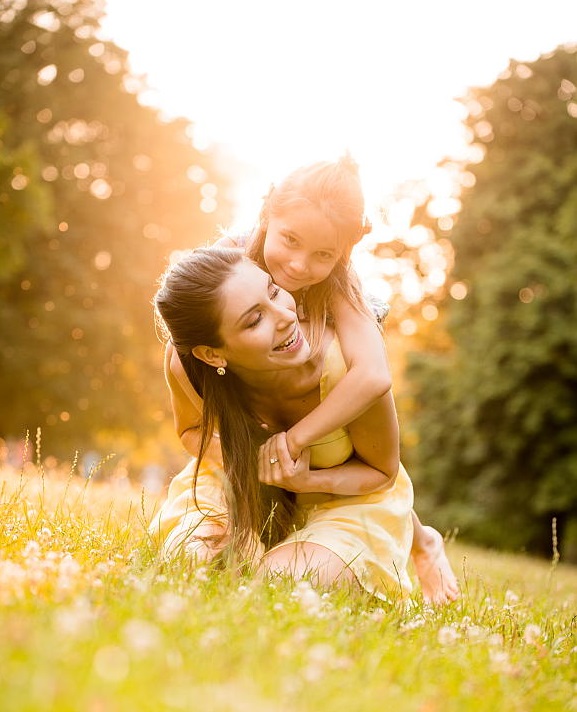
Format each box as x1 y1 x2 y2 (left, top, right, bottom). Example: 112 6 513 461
150 247 414 599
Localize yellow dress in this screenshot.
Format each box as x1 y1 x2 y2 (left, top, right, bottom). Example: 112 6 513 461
148 339 414 600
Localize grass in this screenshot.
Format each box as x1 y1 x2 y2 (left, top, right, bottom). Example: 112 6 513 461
0 460 575 712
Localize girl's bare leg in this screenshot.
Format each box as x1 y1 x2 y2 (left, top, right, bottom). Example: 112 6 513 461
411 511 459 604
260 542 359 590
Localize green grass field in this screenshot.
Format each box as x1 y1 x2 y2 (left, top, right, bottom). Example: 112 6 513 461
1 463 575 712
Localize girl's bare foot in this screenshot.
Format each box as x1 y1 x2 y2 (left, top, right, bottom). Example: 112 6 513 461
412 526 459 604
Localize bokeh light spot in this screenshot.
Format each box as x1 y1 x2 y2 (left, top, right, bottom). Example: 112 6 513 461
89 179 112 200
68 68 85 83
74 163 91 179
200 197 217 213
42 166 59 181
37 64 58 86
399 319 417 336
422 304 439 321
187 165 207 183
450 282 468 300
94 251 112 270
36 108 52 123
519 287 534 303
11 174 29 190
133 154 152 171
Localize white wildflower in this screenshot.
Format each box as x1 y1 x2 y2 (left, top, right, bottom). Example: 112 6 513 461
292 581 322 615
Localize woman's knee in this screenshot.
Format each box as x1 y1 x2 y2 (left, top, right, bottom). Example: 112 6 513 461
260 542 358 588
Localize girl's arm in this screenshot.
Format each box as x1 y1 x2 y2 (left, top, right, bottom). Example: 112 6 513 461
259 421 396 496
261 387 400 494
165 343 223 461
285 293 392 458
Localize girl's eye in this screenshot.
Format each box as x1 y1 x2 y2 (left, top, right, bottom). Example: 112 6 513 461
317 252 335 261
270 285 280 299
284 234 298 247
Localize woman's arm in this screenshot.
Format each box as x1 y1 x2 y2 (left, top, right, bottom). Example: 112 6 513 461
285 294 392 458
164 342 223 461
258 430 393 496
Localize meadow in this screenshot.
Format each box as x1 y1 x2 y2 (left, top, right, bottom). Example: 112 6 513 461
0 452 575 712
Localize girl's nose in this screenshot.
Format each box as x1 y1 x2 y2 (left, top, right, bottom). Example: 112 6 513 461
288 254 308 276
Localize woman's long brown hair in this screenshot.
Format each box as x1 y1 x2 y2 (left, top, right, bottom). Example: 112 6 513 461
154 248 299 561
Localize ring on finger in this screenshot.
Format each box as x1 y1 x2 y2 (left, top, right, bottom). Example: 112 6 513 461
269 457 279 465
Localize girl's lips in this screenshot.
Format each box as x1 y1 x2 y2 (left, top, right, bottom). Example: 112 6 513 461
276 268 306 290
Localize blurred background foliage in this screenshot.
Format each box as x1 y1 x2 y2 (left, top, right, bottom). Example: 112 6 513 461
396 47 577 562
1 1 576 560
0 0 233 465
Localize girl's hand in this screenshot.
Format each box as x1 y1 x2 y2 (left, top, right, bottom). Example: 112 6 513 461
258 432 313 492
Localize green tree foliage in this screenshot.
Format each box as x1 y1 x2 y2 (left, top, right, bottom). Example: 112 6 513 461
406 46 577 560
0 0 233 457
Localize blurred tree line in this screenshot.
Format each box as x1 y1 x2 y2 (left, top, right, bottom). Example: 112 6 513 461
0 0 233 460
396 46 577 561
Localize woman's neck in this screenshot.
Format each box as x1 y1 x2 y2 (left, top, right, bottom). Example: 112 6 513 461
232 328 332 432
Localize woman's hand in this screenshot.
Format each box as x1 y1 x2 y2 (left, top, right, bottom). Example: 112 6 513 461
258 432 313 492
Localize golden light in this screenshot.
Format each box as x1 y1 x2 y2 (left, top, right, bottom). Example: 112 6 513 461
98 0 577 311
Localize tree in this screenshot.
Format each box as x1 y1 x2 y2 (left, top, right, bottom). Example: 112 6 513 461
0 0 233 459
405 46 577 560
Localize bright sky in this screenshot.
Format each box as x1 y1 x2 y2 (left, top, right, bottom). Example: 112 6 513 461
100 0 577 226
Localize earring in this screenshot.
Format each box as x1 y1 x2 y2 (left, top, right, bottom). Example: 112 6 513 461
216 366 226 376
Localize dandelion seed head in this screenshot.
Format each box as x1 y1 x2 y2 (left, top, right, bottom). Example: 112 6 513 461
199 626 222 649
122 619 163 655
22 540 41 558
437 625 460 645
156 592 188 623
401 614 426 631
369 607 386 622
194 566 209 582
505 589 520 605
464 625 486 641
54 601 95 637
523 624 542 645
93 645 130 682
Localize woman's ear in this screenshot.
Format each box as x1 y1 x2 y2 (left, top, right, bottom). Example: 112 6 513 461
191 345 226 370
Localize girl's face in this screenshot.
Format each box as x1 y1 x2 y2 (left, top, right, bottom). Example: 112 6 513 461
263 204 344 295
215 260 311 374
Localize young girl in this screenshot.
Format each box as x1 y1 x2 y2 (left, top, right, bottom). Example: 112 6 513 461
158 156 458 603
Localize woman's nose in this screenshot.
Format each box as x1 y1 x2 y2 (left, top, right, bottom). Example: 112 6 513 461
272 300 295 326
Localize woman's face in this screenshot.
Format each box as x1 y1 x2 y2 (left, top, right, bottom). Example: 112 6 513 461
215 260 311 374
263 204 343 295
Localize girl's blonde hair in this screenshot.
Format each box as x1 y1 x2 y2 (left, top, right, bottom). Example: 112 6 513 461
247 154 373 355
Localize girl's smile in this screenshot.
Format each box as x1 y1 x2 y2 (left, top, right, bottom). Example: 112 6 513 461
263 205 343 294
